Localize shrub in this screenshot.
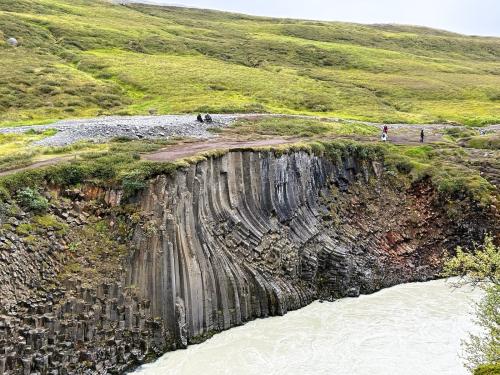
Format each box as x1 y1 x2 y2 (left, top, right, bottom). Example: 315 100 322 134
443 236 500 372
46 164 87 186
444 127 478 140
16 223 33 235
16 187 48 212
121 176 147 199
474 363 500 375
38 85 55 94
394 158 413 174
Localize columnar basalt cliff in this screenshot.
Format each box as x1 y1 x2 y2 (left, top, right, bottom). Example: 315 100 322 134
0 149 497 374
125 150 493 347
128 151 355 346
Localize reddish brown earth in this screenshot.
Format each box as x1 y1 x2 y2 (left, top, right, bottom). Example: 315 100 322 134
143 137 298 162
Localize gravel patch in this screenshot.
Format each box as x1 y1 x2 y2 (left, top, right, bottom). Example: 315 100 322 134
0 115 242 146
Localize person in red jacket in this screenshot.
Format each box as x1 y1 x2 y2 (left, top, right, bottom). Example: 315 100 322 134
380 125 388 142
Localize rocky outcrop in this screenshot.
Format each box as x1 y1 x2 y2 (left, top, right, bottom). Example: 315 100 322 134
128 151 349 345
0 149 495 374
125 150 489 347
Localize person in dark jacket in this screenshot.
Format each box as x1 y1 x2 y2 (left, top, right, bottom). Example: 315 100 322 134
420 129 425 143
205 114 213 123
196 114 204 123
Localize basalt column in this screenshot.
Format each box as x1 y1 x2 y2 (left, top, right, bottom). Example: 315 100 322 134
126 151 365 345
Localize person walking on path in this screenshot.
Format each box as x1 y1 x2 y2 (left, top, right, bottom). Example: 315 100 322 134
420 129 425 143
381 125 388 142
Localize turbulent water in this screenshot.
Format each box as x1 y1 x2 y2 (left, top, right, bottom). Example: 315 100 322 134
133 279 481 375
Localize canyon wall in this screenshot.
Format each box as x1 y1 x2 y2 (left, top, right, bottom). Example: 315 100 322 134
0 149 495 374
125 149 474 347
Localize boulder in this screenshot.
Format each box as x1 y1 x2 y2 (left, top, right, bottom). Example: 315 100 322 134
6 38 18 47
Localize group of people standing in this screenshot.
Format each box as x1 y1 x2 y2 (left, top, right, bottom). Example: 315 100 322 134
197 113 213 123
381 125 425 143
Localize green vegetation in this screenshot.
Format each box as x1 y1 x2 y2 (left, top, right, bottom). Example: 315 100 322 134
0 132 181 173
58 214 129 285
0 129 59 170
229 117 378 137
16 187 48 212
1 0 499 126
0 139 182 201
33 213 68 233
0 139 383 202
15 222 33 236
383 144 496 206
466 135 500 150
443 236 500 373
444 127 480 141
4 134 495 213
474 363 500 375
443 128 500 150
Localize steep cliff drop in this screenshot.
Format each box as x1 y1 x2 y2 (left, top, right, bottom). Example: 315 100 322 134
0 148 496 374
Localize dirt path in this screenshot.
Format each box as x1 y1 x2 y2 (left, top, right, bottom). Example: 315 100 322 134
144 137 298 162
0 156 74 177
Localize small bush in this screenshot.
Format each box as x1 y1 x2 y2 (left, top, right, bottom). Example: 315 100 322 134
16 187 48 212
38 85 55 94
474 363 500 375
46 164 87 186
121 176 147 198
395 159 413 174
34 214 67 232
16 223 33 235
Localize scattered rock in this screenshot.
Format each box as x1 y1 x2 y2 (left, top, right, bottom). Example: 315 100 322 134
6 37 18 47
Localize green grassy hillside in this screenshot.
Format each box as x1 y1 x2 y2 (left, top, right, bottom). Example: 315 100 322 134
1 0 500 126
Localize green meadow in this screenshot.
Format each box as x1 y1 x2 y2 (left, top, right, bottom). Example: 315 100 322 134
1 0 500 126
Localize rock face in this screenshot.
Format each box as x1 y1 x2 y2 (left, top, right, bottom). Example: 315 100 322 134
125 150 481 346
0 149 495 373
128 151 347 345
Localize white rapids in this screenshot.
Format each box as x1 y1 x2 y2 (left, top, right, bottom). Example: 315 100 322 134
132 279 481 375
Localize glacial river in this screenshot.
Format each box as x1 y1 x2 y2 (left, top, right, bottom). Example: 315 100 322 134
133 279 480 375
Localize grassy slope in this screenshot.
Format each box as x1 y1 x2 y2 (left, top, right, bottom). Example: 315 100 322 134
1 0 500 126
